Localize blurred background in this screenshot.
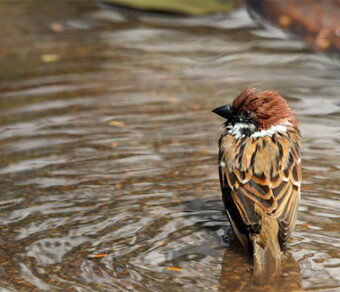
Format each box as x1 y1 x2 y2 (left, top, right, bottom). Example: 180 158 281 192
0 0 339 291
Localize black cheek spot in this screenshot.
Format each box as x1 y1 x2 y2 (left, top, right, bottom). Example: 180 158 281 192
242 128 252 137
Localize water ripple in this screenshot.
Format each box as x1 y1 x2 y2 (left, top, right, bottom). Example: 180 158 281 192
0 2 339 291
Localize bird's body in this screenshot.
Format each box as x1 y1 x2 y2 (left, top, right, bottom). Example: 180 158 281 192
213 88 301 282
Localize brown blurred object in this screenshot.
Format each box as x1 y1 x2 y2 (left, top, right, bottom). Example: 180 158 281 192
245 0 340 55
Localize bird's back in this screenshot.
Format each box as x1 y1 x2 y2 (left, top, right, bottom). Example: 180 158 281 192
218 130 301 280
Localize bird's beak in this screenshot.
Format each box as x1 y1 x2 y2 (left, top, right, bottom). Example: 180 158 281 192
212 105 233 119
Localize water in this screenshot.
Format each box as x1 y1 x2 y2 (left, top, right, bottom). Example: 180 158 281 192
0 2 339 291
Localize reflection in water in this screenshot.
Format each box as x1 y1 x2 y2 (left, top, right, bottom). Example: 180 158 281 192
220 248 302 291
0 1 339 291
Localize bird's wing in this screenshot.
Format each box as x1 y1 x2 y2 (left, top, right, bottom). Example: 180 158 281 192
219 132 301 249
219 164 253 252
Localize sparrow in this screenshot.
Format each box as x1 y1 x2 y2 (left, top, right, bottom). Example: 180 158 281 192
213 87 301 281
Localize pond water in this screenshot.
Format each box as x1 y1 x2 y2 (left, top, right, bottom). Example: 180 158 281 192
0 2 339 291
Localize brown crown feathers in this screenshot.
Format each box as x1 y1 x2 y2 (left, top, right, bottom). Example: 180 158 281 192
232 87 298 130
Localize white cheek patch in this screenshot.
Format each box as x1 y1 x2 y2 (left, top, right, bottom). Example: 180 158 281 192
227 120 292 139
226 123 256 139
220 161 226 168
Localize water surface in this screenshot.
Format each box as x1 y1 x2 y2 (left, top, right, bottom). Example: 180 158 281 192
0 2 339 291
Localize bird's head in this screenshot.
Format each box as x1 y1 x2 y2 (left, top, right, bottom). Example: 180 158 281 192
212 87 298 138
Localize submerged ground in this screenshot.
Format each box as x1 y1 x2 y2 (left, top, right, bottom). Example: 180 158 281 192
0 1 339 291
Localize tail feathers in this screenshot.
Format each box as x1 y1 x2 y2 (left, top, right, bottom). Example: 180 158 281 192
252 217 281 285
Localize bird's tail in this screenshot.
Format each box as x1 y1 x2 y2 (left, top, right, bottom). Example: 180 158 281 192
252 215 281 285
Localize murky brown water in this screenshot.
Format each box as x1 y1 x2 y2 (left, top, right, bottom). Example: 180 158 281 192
0 2 339 291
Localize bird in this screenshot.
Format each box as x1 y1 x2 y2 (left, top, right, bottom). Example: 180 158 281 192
212 87 301 283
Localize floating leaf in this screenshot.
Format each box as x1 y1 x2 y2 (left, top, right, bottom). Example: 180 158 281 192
41 54 60 63
109 120 125 127
88 253 109 259
165 267 181 272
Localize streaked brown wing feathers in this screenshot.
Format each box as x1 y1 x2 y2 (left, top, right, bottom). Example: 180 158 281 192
277 164 301 249
219 131 301 248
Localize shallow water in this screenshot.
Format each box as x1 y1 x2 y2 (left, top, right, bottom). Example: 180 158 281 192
0 2 339 291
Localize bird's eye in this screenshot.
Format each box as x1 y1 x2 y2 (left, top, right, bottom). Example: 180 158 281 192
241 110 252 120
